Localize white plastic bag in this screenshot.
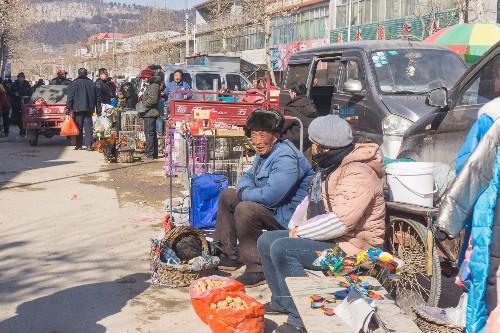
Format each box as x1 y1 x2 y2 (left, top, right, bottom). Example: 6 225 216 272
93 116 111 133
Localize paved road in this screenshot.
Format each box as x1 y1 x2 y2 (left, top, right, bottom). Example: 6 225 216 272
0 135 283 333
0 134 463 333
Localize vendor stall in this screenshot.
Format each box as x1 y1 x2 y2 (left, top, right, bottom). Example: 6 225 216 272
286 276 422 333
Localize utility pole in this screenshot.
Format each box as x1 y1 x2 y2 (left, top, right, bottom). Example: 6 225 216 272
347 0 352 42
185 0 190 57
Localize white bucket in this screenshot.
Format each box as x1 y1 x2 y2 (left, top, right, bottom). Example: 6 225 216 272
386 162 436 208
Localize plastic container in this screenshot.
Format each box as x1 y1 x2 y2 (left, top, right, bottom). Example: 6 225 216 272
386 162 436 208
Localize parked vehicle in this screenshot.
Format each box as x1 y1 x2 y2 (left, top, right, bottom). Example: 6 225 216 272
281 41 467 158
22 85 68 146
399 41 500 179
162 64 252 95
381 42 500 313
169 81 280 126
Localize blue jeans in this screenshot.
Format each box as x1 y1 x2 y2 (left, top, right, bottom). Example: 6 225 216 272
257 230 335 328
156 117 164 136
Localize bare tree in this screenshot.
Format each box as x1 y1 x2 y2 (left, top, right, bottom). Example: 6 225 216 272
206 0 294 84
0 0 30 76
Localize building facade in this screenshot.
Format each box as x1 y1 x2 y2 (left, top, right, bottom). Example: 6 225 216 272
330 0 460 43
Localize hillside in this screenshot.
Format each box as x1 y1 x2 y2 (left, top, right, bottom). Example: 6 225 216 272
27 0 185 46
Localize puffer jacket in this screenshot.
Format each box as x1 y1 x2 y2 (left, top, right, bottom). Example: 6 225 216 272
437 99 500 333
326 143 385 255
140 76 162 118
236 139 315 228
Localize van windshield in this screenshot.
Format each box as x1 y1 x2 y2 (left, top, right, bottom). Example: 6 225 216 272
371 49 466 94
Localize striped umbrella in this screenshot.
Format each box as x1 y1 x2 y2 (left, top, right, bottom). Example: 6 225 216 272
424 23 500 64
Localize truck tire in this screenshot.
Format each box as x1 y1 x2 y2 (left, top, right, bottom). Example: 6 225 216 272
384 216 441 313
28 130 39 146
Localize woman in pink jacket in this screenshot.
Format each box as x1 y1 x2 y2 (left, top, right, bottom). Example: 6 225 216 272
257 115 386 333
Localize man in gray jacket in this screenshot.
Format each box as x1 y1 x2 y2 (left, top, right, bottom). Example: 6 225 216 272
138 69 161 160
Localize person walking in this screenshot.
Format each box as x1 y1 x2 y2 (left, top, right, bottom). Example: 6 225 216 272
66 68 99 151
138 69 161 160
0 79 11 137
8 72 32 136
95 68 112 107
49 70 71 85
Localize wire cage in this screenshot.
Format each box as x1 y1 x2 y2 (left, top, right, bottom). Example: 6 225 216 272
118 130 146 152
120 110 144 132
164 129 254 189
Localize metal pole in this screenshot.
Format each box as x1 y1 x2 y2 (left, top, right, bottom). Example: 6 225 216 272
169 129 174 217
284 116 304 152
347 0 352 42
185 0 190 57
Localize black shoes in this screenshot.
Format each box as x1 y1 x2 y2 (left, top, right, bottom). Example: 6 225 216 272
218 256 243 271
275 323 307 333
236 272 266 287
74 146 82 150
264 302 288 315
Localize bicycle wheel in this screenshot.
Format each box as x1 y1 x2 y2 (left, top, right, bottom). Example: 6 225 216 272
384 216 441 313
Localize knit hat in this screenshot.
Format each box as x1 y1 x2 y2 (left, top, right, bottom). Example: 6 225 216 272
140 69 154 79
309 115 353 148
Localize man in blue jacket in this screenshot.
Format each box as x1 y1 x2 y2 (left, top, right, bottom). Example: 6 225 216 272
214 109 314 287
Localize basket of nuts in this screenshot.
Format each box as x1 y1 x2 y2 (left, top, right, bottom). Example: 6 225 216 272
206 291 264 333
189 276 245 323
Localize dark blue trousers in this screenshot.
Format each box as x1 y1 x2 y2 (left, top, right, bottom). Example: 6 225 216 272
73 112 93 148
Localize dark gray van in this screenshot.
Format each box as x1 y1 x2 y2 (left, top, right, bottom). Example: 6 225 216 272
282 41 467 158
398 41 500 183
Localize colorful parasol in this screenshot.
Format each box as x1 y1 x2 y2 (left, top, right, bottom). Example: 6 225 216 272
424 23 500 64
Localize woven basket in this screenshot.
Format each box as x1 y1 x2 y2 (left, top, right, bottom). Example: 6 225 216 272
414 306 464 333
150 226 213 287
117 148 134 163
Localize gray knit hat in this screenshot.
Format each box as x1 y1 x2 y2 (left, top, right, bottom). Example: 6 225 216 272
309 115 353 148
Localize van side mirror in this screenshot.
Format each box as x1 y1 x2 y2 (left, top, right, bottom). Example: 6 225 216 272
344 80 363 94
427 87 448 108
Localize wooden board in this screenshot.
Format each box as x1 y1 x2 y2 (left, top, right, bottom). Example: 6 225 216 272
286 276 422 333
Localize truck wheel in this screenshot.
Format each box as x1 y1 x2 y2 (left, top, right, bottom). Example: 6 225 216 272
28 130 39 146
384 216 441 313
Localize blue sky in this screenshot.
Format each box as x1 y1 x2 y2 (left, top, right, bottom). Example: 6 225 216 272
110 0 205 10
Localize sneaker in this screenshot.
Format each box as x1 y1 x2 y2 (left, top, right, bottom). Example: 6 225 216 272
264 302 288 315
218 255 242 271
275 323 307 333
74 146 82 150
85 147 95 152
236 272 266 287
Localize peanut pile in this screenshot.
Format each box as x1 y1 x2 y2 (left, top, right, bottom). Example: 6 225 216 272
210 296 256 311
193 279 228 292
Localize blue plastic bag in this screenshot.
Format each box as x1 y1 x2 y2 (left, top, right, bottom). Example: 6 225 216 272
190 173 228 229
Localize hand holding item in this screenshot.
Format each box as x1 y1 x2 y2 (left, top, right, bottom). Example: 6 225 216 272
289 226 298 239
